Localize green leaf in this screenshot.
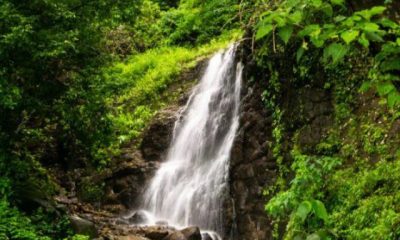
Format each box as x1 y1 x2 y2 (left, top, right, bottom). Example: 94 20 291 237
330 0 344 5
377 82 395 96
379 18 398 29
369 6 386 16
306 233 321 240
297 47 305 62
387 91 400 108
358 33 370 48
356 6 386 20
365 31 384 42
311 36 325 48
341 30 360 44
359 81 372 92
296 201 312 222
321 3 333 17
289 11 303 24
381 59 400 72
256 24 273 40
278 25 293 44
323 43 348 64
311 0 322 8
299 24 320 37
312 200 329 223
362 22 380 32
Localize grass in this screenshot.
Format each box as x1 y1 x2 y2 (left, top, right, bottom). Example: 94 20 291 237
95 30 243 164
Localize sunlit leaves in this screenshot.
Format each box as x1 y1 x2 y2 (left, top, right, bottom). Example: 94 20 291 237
297 201 313 222
358 33 370 48
256 24 273 40
289 11 303 24
278 25 293 44
356 6 386 20
387 91 400 108
341 30 359 44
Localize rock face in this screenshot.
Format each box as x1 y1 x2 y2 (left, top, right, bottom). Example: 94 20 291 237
224 55 274 240
140 107 178 161
223 44 334 239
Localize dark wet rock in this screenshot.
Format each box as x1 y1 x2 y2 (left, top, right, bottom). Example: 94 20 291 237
200 233 212 240
163 231 186 240
114 236 150 240
141 108 178 161
127 211 149 224
70 214 97 238
180 227 201 240
144 228 169 240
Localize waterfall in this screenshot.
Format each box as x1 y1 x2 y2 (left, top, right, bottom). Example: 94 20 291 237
141 45 242 238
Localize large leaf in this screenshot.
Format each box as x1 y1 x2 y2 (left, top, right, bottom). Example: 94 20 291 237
256 24 273 40
369 6 387 16
299 24 320 37
341 30 359 44
358 33 370 48
381 59 400 72
323 43 348 64
321 3 333 17
311 36 325 48
296 200 312 222
289 11 303 24
359 81 372 92
362 22 380 32
312 200 329 223
278 25 294 44
310 0 322 8
388 91 400 108
377 82 395 96
330 0 344 6
379 18 398 29
356 6 386 20
296 47 305 62
365 32 384 42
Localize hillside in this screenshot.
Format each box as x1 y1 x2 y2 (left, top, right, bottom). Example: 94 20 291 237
1 0 399 239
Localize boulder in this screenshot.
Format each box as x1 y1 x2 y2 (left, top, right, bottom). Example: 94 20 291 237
200 233 213 240
180 227 201 240
143 227 169 240
69 214 97 238
127 210 149 224
163 231 186 240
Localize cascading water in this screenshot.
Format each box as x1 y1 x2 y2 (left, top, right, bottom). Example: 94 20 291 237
140 45 242 239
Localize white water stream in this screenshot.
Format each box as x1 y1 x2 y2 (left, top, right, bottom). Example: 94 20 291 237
140 45 242 239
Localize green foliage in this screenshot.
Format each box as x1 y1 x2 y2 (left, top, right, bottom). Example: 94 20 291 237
0 0 243 237
159 0 240 45
0 191 74 240
255 0 400 108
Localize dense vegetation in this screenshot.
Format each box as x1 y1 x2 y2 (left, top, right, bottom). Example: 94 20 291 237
0 0 240 238
1 0 399 239
252 0 400 239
